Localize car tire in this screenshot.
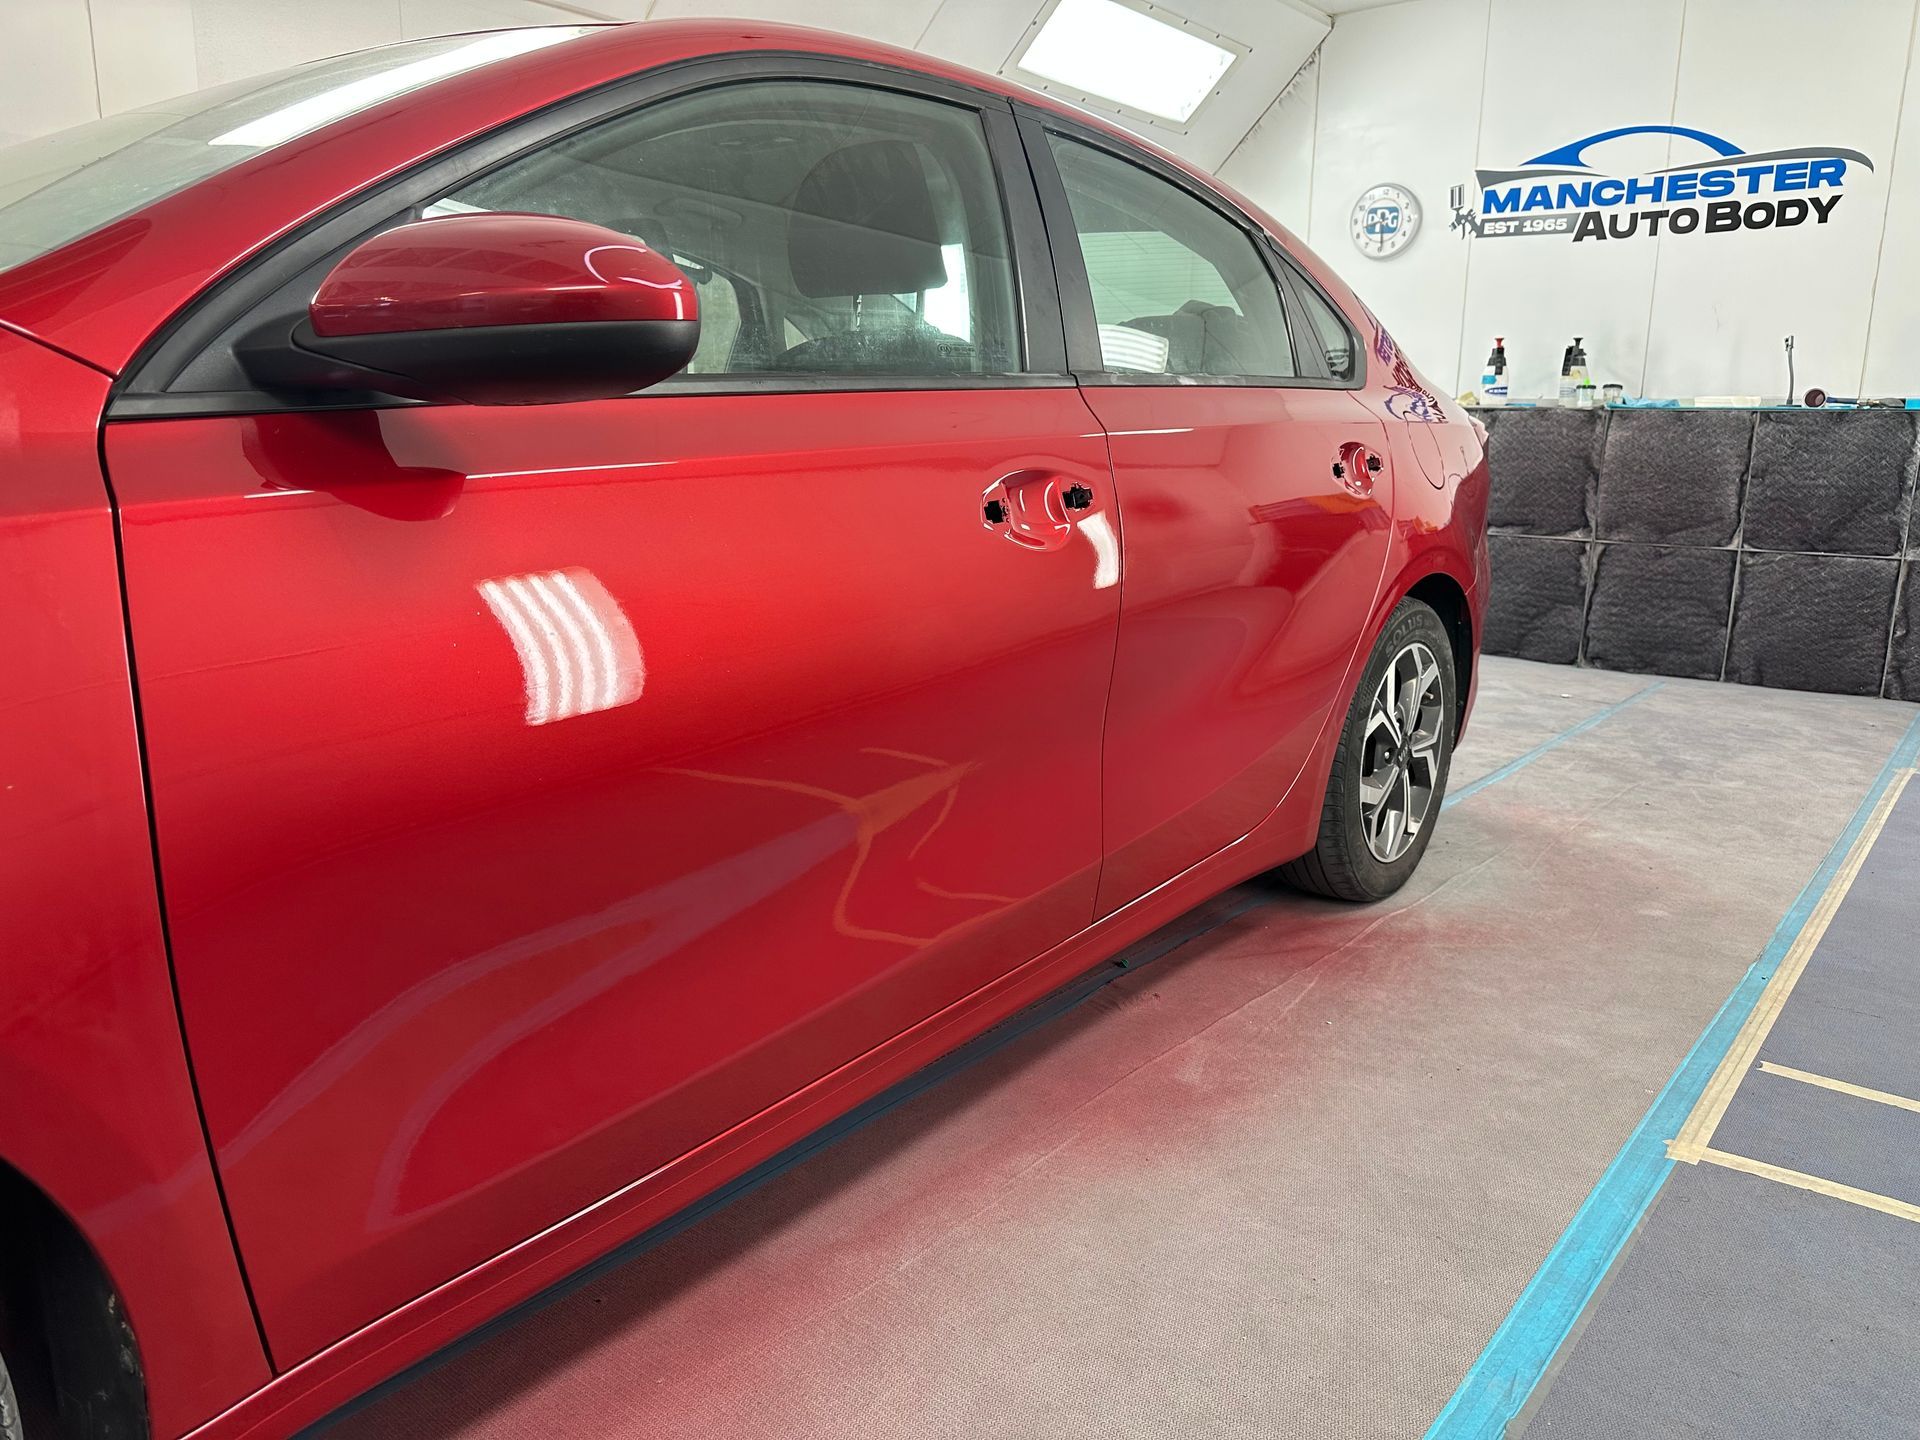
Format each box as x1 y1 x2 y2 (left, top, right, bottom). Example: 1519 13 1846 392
1 1348 21 1440
1280 597 1456 903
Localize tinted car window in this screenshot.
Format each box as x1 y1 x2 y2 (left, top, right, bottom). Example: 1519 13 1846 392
1284 268 1359 381
433 81 1023 377
1048 135 1293 379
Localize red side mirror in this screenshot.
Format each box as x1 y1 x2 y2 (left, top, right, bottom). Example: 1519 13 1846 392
245 213 701 405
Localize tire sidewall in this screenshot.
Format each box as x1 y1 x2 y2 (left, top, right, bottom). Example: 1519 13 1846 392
1335 600 1457 899
0 1350 21 1440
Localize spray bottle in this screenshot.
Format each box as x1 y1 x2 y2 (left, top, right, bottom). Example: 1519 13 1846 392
1558 337 1589 404
1482 337 1509 406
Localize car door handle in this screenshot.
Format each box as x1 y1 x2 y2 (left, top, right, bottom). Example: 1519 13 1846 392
980 470 1085 552
1333 441 1383 497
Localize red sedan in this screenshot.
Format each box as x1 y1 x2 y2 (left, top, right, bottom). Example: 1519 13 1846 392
0 20 1486 1440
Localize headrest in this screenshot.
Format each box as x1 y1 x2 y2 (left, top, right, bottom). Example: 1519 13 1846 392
788 140 947 298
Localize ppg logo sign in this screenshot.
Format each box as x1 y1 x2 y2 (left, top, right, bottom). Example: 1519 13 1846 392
1351 183 1422 259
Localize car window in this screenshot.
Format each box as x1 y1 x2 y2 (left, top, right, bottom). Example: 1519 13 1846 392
1283 268 1359 382
1047 135 1294 380
429 80 1023 378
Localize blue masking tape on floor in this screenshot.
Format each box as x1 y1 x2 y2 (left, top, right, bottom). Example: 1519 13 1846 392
1443 682 1663 810
1424 708 1920 1440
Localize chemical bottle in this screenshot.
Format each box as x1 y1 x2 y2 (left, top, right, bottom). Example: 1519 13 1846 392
1482 338 1508 407
1558 337 1589 404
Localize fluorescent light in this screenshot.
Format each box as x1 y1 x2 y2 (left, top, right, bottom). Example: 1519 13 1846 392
211 29 581 149
1017 0 1236 124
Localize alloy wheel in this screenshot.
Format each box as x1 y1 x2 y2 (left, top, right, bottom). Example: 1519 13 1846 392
1359 640 1445 863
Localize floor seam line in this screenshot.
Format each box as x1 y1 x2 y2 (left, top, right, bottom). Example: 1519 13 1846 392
1443 680 1665 810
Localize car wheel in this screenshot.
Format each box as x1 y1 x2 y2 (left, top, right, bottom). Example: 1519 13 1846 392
1281 597 1455 902
1 1348 21 1440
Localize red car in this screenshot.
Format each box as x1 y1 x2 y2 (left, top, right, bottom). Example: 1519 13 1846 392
0 20 1486 1440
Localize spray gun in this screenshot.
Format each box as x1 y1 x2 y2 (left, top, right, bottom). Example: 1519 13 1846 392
1448 184 1482 238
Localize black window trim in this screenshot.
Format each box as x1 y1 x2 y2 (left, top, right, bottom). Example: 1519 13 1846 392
110 53 1074 422
1013 103 1367 392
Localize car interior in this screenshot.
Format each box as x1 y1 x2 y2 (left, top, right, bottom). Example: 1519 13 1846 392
434 82 1023 376
427 77 1343 386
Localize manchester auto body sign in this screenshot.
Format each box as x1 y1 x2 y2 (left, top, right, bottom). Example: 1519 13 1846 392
1448 124 1873 243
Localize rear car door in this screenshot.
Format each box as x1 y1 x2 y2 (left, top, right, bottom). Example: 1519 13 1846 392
104 66 1119 1365
1021 119 1394 916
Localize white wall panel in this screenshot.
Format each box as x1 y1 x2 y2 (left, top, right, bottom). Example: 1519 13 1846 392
1452 0 1682 401
0 0 100 146
90 0 200 113
1864 12 1920 396
643 0 943 46
400 0 591 39
190 0 404 86
1216 57 1316 236
1640 0 1914 400
1224 0 1920 401
1299 0 1487 391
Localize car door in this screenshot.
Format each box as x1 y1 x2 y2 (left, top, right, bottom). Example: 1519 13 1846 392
1020 119 1395 917
104 68 1119 1366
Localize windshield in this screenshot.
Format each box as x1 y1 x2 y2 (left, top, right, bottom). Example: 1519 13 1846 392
0 26 596 274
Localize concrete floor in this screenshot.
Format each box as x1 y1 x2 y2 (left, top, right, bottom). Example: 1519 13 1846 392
322 658 1919 1440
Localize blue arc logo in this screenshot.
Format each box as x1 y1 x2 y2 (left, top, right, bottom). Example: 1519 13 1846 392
1521 124 1743 169
1474 125 1873 191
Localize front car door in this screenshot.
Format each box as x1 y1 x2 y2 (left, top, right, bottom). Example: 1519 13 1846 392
105 64 1119 1365
1019 118 1395 916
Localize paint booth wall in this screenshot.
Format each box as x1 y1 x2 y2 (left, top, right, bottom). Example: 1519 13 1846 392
1478 406 1920 700
1218 0 1920 405
0 0 591 146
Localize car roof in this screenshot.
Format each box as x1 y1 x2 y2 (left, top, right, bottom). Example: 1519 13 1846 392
0 19 1328 377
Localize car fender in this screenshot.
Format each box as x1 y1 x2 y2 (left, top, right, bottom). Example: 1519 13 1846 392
0 329 269 1437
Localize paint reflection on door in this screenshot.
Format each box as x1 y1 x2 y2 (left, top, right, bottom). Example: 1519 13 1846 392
104 385 1119 1364
477 567 644 725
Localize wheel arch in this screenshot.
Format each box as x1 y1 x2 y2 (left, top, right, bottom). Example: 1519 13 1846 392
1403 569 1475 739
0 1159 147 1440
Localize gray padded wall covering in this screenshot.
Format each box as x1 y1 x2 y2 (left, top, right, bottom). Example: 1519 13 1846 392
1887 572 1919 702
1484 408 1920 698
1597 409 1753 545
1483 407 1598 536
1485 534 1588 664
1727 553 1901 696
1585 544 1737 681
1743 410 1917 556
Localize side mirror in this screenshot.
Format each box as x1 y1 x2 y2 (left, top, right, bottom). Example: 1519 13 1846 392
240 213 700 405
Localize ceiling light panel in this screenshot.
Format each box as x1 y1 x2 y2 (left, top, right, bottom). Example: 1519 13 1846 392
1012 0 1242 127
